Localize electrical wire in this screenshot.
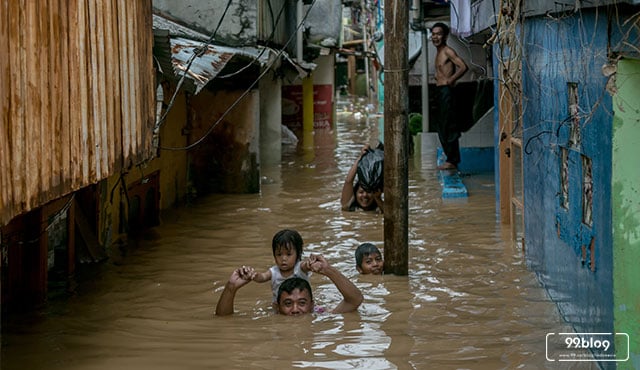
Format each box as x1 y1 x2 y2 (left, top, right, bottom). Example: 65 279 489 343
153 0 234 135
160 0 319 152
216 0 288 79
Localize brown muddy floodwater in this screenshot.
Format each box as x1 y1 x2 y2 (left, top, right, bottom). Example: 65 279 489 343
1 98 592 370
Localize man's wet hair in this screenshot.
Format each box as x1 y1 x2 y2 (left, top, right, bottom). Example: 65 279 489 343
431 22 450 36
355 243 382 268
277 277 313 303
272 229 304 261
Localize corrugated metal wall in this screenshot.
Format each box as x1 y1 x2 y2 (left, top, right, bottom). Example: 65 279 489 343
0 0 155 225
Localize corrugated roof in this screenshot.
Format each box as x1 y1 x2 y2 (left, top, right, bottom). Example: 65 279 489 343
153 14 314 95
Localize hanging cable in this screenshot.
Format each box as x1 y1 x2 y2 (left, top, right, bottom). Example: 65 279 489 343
153 0 234 135
160 0 318 152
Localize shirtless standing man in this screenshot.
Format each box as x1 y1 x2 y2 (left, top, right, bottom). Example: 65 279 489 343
431 22 468 170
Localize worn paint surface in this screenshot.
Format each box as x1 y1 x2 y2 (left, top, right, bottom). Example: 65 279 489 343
152 0 257 45
519 11 617 367
612 58 640 369
187 88 260 195
0 0 156 226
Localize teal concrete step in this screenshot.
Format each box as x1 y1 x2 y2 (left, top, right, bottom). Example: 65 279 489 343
436 148 468 199
438 169 468 198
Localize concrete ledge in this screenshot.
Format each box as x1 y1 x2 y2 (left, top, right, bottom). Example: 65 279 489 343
438 169 469 198
436 147 494 174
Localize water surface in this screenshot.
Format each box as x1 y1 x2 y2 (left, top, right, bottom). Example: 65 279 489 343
1 98 592 369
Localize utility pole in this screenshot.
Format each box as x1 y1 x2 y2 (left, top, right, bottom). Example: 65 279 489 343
383 0 409 275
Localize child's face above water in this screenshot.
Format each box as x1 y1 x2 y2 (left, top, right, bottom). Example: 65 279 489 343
274 245 298 273
358 252 383 274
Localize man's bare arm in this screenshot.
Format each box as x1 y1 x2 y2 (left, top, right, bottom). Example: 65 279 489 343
309 254 363 313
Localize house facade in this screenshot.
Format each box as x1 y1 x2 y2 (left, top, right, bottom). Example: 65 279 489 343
465 0 640 366
1 0 343 310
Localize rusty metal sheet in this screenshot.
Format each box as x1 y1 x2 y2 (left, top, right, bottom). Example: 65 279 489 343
1 0 155 226
168 37 269 94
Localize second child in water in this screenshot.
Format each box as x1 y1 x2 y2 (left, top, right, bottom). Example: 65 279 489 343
355 243 384 275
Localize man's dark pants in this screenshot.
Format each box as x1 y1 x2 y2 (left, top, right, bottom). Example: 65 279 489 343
435 85 461 166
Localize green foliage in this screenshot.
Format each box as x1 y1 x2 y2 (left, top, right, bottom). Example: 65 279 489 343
409 113 422 136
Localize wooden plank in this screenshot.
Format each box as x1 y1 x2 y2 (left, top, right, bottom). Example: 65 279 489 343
86 0 98 183
49 0 62 192
144 0 156 159
59 0 72 191
25 0 40 209
0 0 14 222
78 0 91 184
88 0 101 180
10 0 27 212
96 0 109 177
118 0 131 166
139 0 153 161
129 0 139 164
41 0 52 200
110 0 123 172
131 0 140 164
68 0 82 189
103 0 117 173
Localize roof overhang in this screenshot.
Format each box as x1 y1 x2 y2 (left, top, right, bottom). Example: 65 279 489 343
153 14 315 94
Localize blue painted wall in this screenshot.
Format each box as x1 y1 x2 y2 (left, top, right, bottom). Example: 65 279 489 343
518 10 618 366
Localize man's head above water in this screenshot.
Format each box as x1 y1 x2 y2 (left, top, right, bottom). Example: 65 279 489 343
275 277 314 315
215 254 363 317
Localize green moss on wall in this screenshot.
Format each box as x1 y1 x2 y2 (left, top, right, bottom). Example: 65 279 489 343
612 58 640 369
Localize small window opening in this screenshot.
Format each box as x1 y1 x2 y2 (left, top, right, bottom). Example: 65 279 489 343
568 83 581 148
582 155 593 226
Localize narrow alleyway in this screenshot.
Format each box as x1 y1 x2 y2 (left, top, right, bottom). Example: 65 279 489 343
1 97 595 369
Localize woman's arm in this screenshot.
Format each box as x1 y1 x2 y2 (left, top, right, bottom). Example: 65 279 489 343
341 145 370 210
340 160 358 210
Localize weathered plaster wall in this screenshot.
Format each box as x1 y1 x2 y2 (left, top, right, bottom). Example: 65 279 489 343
98 86 190 256
520 10 614 363
304 0 342 46
612 58 640 369
152 0 257 45
188 88 260 194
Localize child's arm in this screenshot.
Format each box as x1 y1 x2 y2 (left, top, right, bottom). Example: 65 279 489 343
300 258 312 274
251 268 272 283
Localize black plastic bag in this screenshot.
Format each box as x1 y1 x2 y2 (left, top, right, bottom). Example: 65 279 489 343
357 148 384 192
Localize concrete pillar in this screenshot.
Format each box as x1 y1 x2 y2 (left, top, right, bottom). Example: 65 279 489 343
259 71 282 166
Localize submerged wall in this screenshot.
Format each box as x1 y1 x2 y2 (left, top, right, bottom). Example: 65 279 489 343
520 10 614 364
612 58 640 369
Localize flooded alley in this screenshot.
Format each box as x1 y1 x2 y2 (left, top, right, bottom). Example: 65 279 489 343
1 99 591 370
